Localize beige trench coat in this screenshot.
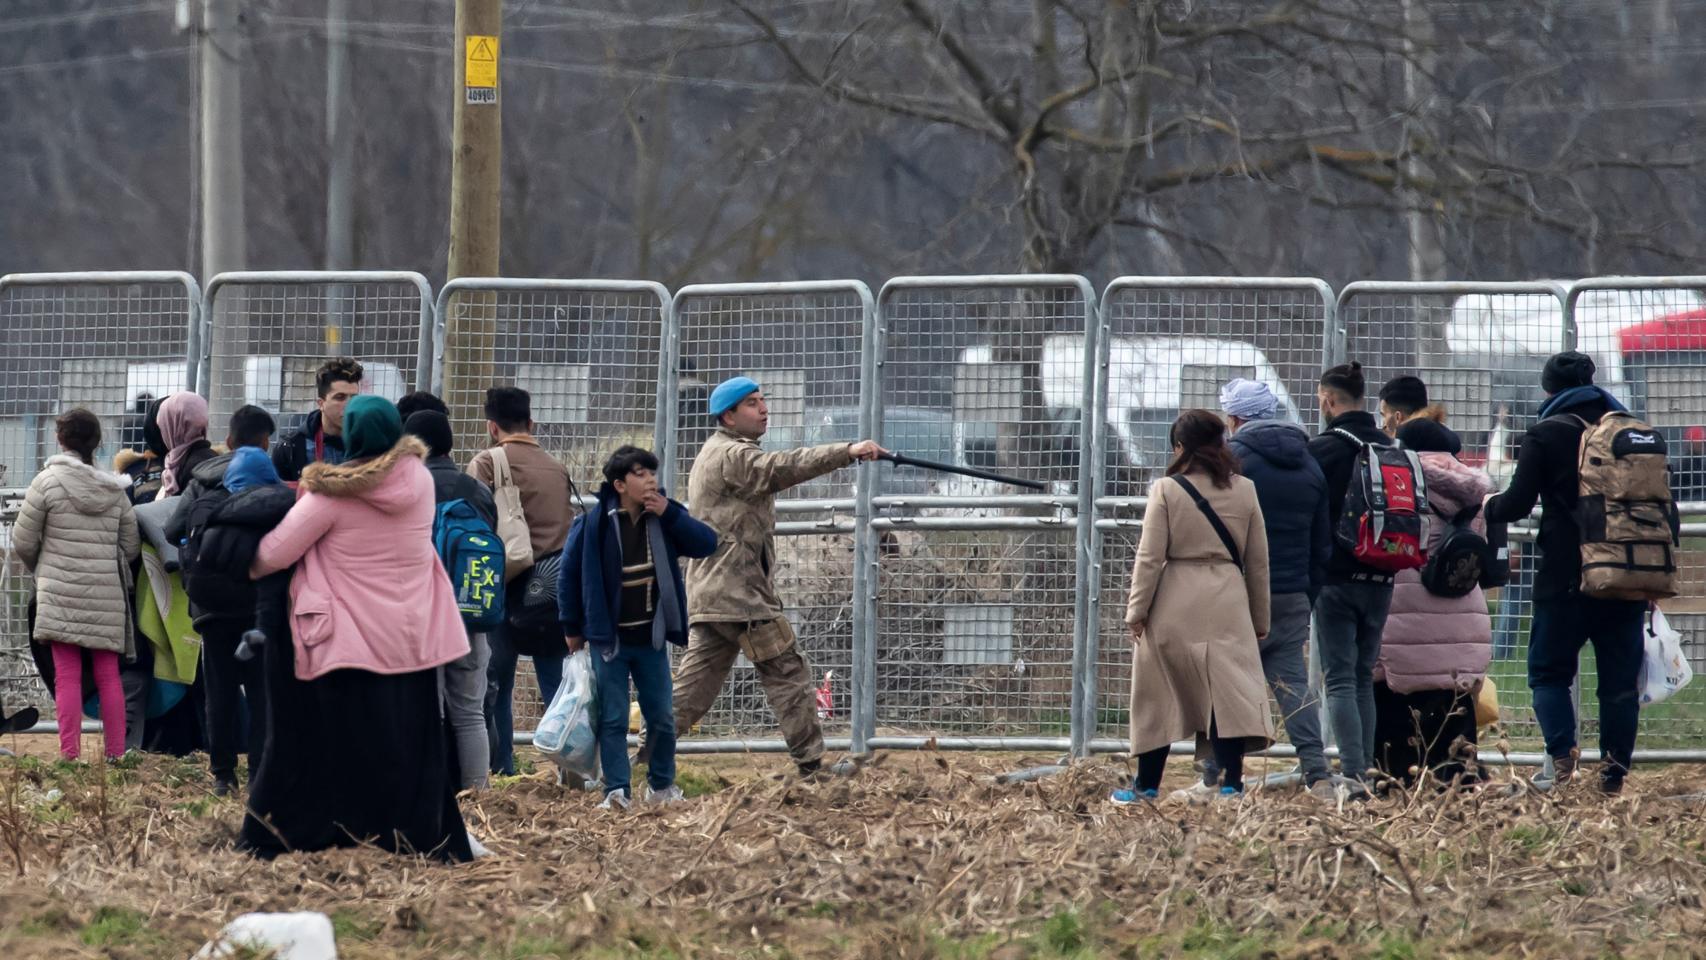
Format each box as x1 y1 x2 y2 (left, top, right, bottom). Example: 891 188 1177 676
1125 471 1274 756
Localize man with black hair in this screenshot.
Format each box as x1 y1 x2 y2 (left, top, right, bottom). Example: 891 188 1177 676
1484 351 1646 793
1306 361 1396 785
1377 375 1430 437
271 357 364 482
560 446 717 808
397 390 451 420
467 387 579 776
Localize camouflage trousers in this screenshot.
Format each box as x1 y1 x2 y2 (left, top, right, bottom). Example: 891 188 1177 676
672 618 825 765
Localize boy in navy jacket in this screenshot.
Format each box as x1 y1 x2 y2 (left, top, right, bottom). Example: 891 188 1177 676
559 446 717 808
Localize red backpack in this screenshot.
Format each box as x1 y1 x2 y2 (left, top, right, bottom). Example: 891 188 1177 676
1332 429 1429 573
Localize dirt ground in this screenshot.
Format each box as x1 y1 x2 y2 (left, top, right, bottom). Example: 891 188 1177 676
3 735 1706 959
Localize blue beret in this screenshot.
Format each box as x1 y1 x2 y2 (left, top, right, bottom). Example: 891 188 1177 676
709 376 760 417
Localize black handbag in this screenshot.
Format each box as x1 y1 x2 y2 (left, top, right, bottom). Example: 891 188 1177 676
505 549 566 657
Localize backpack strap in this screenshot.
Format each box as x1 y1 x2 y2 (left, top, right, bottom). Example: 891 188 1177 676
1170 476 1244 572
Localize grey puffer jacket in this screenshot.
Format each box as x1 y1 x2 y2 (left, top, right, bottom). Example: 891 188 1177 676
13 455 141 653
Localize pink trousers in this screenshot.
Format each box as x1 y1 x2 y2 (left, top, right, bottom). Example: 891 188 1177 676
51 642 125 760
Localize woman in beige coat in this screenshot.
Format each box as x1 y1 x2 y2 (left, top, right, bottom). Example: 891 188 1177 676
1113 410 1274 804
14 409 139 760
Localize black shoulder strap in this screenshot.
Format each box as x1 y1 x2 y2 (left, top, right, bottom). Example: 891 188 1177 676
1170 476 1244 571
1433 501 1481 527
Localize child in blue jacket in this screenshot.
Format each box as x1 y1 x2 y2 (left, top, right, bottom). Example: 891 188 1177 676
558 446 717 808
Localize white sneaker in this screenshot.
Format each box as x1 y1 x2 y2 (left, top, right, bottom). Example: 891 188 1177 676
646 785 686 805
597 789 631 810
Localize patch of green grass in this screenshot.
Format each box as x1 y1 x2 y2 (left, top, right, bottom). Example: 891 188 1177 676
17 907 75 937
79 906 159 949
929 930 1005 959
1170 916 1276 960
514 754 538 776
807 901 839 918
1373 933 1425 960
1562 879 1591 896
1504 825 1552 852
174 795 218 818
1040 910 1087 955
330 908 384 942
673 764 727 799
509 934 575 959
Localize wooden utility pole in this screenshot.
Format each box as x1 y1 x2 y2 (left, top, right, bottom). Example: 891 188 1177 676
325 0 355 348
201 0 246 281
446 0 500 450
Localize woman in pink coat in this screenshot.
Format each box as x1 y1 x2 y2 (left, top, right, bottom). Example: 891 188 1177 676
243 395 472 861
1372 413 1494 787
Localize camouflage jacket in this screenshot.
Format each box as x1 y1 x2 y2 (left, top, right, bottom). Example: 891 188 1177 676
685 428 854 623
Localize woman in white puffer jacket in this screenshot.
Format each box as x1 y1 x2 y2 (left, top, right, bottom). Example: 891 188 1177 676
14 409 140 760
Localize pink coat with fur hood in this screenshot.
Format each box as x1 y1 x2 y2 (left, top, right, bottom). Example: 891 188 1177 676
1375 451 1495 694
253 436 469 680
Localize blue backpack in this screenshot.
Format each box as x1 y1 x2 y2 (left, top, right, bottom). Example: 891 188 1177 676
433 499 506 631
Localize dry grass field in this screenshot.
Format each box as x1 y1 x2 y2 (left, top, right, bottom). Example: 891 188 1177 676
2 738 1705 959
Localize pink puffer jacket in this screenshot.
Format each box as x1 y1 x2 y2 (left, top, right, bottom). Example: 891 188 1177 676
1375 452 1495 694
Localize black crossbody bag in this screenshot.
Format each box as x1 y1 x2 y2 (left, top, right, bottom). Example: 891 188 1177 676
1170 476 1244 572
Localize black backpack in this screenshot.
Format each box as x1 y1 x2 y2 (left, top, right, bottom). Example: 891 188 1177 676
1419 503 1489 598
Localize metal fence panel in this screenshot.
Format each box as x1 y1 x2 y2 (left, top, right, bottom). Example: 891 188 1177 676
0 271 201 712
202 272 434 435
670 281 875 745
873 276 1097 744
432 278 671 474
1091 278 1335 745
1564 277 1706 750
1339 281 1568 746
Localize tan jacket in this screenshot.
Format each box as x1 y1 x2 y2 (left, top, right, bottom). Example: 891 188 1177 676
14 455 141 653
468 436 577 557
1124 471 1274 755
685 428 853 623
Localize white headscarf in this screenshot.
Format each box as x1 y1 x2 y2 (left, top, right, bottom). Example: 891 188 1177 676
1219 378 1278 420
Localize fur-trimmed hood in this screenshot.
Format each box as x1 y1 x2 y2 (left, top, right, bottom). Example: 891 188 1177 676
1418 451 1495 518
298 435 428 511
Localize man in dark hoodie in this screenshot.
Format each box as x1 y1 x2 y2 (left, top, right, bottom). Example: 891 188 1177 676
272 357 362 483
178 445 292 795
1206 379 1333 796
1484 352 1645 793
559 446 718 809
1306 360 1395 785
404 405 498 789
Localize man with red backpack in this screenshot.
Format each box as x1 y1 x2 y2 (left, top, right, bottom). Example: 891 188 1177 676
1307 361 1419 786
1484 352 1671 794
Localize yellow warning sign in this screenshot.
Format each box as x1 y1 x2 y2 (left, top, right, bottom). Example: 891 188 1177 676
465 35 498 89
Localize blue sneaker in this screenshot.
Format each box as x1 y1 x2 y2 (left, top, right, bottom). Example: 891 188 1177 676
1110 787 1159 805
1218 786 1243 799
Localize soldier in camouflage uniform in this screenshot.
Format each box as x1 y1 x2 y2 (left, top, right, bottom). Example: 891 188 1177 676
671 377 883 775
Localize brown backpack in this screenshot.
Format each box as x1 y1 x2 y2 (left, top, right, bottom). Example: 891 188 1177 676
1559 411 1679 600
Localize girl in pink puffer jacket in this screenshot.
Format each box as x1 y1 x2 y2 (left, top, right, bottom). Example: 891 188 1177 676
1373 414 1494 786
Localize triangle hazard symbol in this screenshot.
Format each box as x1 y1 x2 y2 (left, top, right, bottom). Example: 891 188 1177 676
470 38 495 61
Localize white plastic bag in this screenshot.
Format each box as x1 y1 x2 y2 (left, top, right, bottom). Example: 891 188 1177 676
1639 608 1693 707
533 648 600 785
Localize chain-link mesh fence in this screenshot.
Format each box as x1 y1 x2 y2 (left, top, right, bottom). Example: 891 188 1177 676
1563 278 1706 750
202 272 433 448
0 272 202 714
871 277 1095 739
669 282 874 739
1338 281 1569 746
1090 279 1335 745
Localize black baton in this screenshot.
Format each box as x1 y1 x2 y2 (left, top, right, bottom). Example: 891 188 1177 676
877 451 1048 490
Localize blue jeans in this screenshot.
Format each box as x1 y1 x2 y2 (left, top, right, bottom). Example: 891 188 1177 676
1529 594 1645 783
485 624 565 776
593 641 676 797
1315 580 1393 780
